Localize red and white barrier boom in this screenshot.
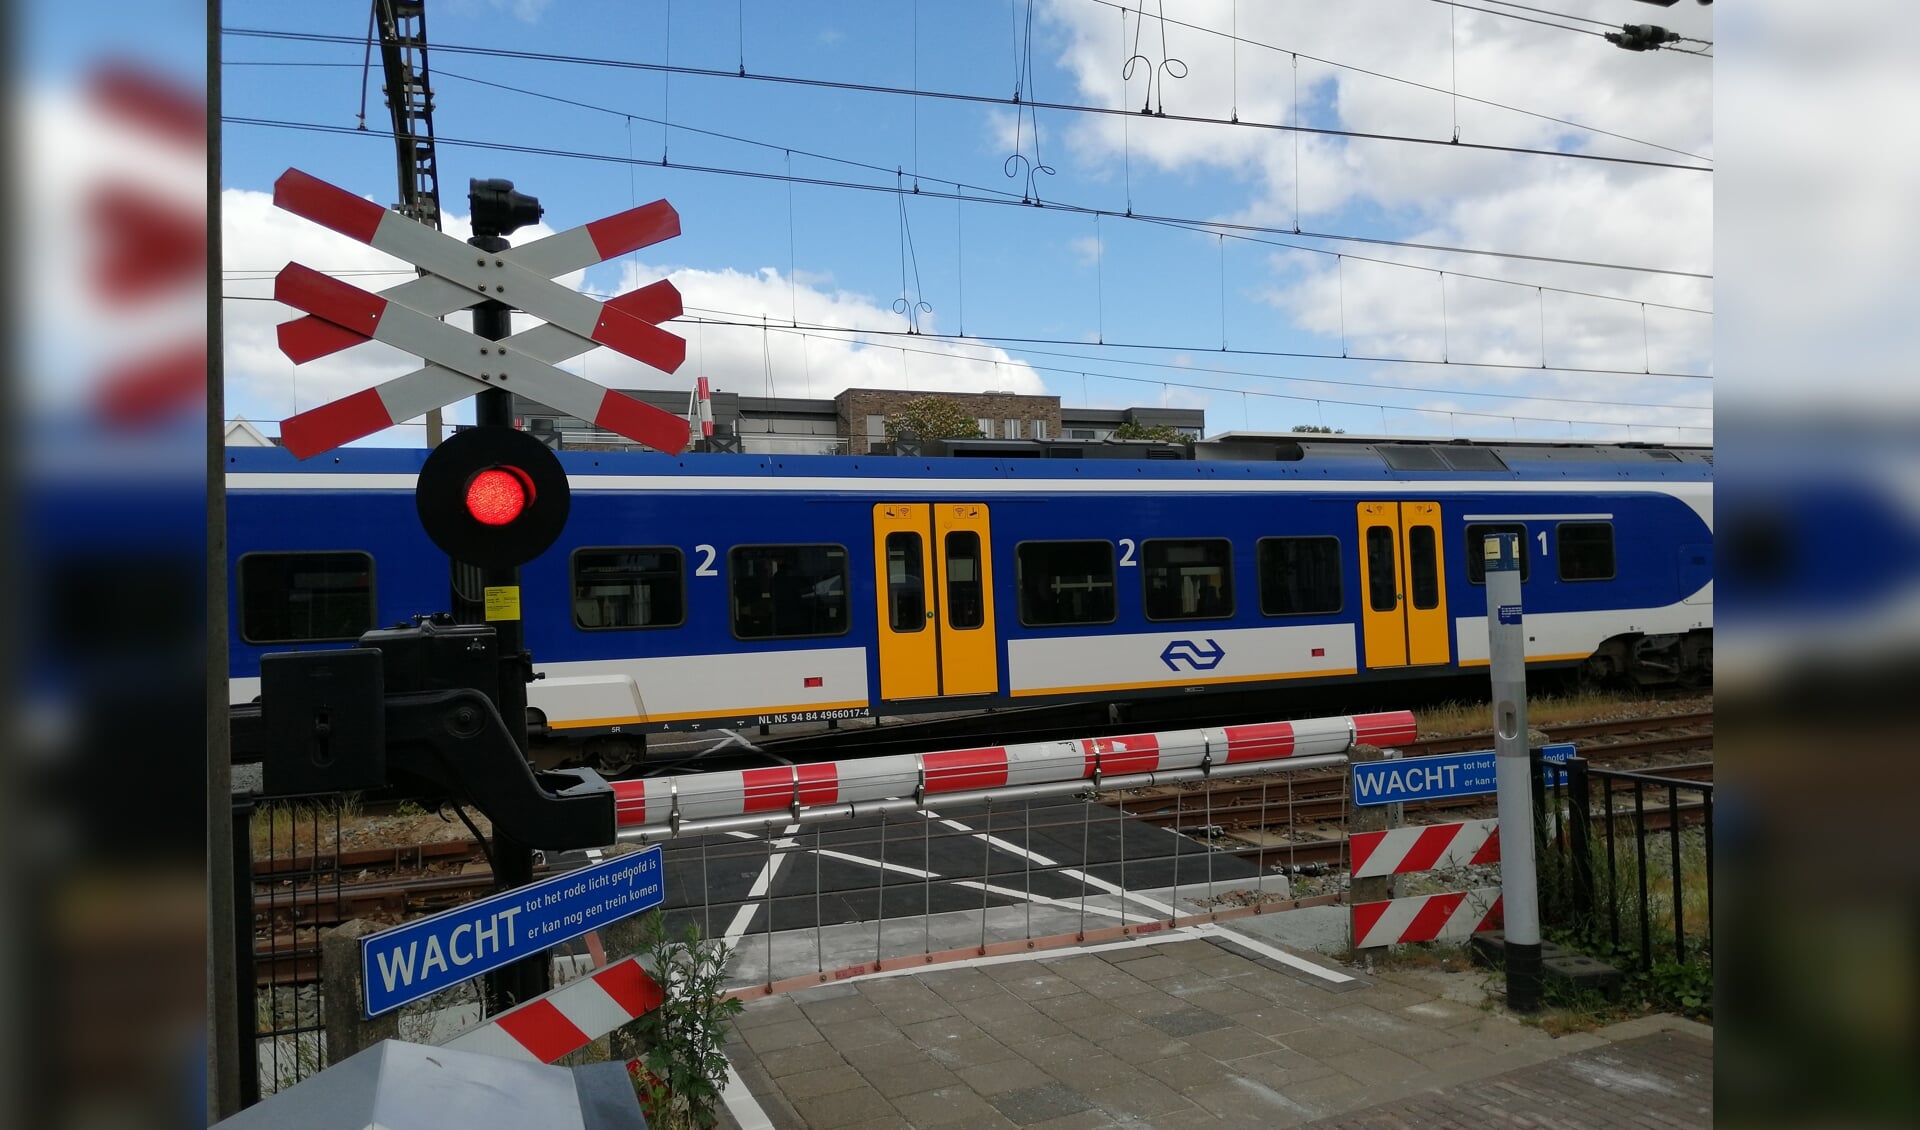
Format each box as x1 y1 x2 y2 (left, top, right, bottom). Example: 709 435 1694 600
268 168 692 458
613 711 1417 832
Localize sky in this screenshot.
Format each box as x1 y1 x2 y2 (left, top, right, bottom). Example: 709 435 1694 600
214 0 1715 445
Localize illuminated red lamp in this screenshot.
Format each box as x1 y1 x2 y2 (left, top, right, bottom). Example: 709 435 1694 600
465 466 533 526
416 426 570 568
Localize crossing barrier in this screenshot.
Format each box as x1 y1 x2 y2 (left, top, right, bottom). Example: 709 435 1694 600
443 956 662 1064
612 710 1415 833
1349 817 1504 947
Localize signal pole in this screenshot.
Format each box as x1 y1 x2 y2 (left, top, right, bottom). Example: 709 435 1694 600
1485 532 1542 1011
465 177 548 1012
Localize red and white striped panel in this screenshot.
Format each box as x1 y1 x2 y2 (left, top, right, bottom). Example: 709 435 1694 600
1350 819 1500 879
278 279 683 458
272 264 690 457
695 376 715 437
1351 888 1503 949
443 957 663 1064
273 169 684 373
608 710 1417 830
276 189 679 365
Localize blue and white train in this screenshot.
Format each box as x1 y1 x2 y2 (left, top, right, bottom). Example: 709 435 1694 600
226 434 1712 764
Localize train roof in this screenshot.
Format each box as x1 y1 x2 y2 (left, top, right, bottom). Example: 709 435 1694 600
227 434 1711 485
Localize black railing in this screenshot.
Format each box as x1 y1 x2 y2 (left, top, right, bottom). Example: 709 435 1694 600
1533 752 1713 973
235 792 348 1098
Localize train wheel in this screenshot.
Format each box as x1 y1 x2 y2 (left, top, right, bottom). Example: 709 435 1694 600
584 734 646 778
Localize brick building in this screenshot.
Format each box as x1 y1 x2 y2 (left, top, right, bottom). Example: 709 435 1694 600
508 387 1203 455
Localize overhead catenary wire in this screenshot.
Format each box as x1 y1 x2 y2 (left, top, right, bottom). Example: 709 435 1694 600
1078 0 1710 162
224 113 1713 283
1449 0 1617 30
218 287 1709 418
1431 0 1713 51
581 308 1713 434
220 291 1707 436
1423 0 1610 39
221 27 1711 174
222 61 1714 308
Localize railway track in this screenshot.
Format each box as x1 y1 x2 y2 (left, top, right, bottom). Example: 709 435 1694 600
1121 711 1713 871
252 709 1711 985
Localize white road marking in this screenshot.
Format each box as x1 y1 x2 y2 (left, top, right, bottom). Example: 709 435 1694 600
1191 922 1355 984
951 881 1132 920
722 824 803 947
925 809 1179 919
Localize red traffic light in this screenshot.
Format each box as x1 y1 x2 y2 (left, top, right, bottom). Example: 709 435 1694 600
465 467 533 526
417 427 570 568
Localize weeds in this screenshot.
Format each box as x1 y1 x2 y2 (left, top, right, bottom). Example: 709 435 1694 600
1414 689 1706 740
1536 779 1714 1022
609 913 744 1130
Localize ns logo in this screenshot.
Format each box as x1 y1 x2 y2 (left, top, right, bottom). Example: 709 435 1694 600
1159 638 1225 672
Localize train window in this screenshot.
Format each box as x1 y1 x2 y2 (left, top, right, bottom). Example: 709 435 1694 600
1465 523 1531 584
1558 523 1616 581
945 531 986 630
884 533 927 632
729 545 850 639
1016 541 1116 627
1365 527 1399 613
238 551 375 644
1256 537 1342 616
1142 539 1233 621
1408 526 1440 610
571 547 685 630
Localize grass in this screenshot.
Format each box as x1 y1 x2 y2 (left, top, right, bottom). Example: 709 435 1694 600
1414 689 1709 740
248 794 359 859
1342 940 1479 972
1536 795 1714 1021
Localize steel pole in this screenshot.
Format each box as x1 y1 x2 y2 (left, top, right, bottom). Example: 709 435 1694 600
467 231 548 1012
1486 532 1542 1011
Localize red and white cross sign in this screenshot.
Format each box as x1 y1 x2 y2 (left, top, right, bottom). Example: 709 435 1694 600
269 168 693 458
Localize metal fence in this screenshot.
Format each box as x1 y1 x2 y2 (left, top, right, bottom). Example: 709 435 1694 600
225 712 1396 1096
233 793 348 1100
1535 753 1714 971
623 754 1361 1000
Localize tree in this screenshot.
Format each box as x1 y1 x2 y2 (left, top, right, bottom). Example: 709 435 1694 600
1291 424 1345 434
884 396 985 441
1111 421 1192 444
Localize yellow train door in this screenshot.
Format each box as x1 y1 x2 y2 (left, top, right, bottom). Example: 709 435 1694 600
872 503 999 700
1356 501 1451 669
933 503 998 695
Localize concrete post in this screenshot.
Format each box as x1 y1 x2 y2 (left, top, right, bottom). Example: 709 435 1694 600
322 919 400 1064
1485 532 1542 1011
1347 743 1391 960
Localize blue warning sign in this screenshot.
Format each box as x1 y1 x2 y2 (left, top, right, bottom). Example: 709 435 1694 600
360 844 664 1017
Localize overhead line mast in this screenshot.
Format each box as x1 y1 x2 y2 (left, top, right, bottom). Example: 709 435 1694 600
371 0 447 445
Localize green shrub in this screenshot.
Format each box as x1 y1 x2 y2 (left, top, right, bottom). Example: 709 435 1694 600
616 913 744 1130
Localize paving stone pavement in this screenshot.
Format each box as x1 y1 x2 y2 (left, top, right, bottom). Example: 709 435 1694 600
715 928 1712 1129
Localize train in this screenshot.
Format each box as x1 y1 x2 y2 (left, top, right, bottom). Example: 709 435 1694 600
225 433 1712 770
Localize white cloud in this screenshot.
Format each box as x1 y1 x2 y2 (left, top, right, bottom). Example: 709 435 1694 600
220 188 1046 442
585 259 1048 399
1035 0 1717 428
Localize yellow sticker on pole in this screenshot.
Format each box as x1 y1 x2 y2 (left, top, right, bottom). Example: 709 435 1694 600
484 586 522 621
